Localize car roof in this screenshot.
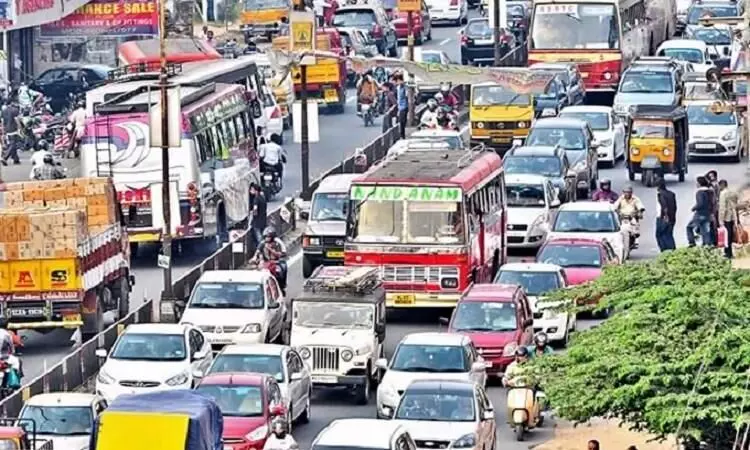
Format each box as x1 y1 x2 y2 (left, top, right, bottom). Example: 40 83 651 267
530 62 575 70
316 174 358 192
467 17 488 23
316 419 406 447
404 379 477 394
543 237 606 246
401 332 468 346
504 174 550 185
336 5 378 12
462 283 521 301
561 105 613 114
124 323 187 335
507 145 562 157
499 262 563 273
196 270 268 284
659 39 708 50
25 393 98 407
559 201 616 212
42 64 111 73
200 372 268 386
218 344 288 357
532 117 588 129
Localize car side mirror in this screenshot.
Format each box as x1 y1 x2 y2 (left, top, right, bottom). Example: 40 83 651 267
482 409 495 421
95 348 107 358
471 362 486 372
269 403 287 417
565 169 577 179
439 317 450 325
268 301 280 309
375 358 388 370
192 369 204 379
193 350 208 361
290 372 303 381
523 318 533 327
375 323 386 334
550 198 561 208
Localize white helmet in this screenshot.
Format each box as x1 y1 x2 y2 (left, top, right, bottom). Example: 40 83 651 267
434 93 444 102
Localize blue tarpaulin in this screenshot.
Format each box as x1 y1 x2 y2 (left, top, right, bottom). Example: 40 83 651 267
89 390 223 450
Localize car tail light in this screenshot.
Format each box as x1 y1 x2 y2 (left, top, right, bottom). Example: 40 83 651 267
270 106 281 119
372 24 383 37
450 0 458 6
460 33 468 45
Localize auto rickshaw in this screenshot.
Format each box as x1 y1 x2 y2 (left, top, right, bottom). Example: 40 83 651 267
0 418 52 450
626 104 689 187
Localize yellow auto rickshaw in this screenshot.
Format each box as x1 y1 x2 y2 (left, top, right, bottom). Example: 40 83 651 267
626 105 689 187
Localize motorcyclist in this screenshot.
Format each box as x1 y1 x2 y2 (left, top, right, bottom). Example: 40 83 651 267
258 134 287 183
264 417 298 450
436 106 453 129
614 186 645 219
29 139 52 179
434 92 445 107
67 100 86 156
527 332 554 357
420 99 439 128
503 346 531 387
33 153 65 180
17 83 41 112
592 179 619 203
440 84 459 110
0 318 21 391
251 227 288 292
357 72 379 113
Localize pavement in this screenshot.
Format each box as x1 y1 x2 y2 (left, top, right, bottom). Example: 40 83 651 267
9 12 750 450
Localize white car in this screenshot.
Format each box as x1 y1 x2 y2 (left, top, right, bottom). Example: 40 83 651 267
656 39 716 75
505 174 558 249
261 85 285 142
19 393 106 450
494 263 575 345
94 323 214 403
179 270 289 349
198 344 313 425
375 332 487 419
559 105 626 166
425 0 467 25
387 129 465 157
312 419 415 450
392 380 496 450
545 201 630 261
687 100 742 162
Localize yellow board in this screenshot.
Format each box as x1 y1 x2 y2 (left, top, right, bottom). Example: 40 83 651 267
241 8 287 25
291 20 315 52
0 262 9 292
326 251 344 258
398 0 420 12
528 51 622 64
41 259 81 291
8 260 42 292
291 62 340 86
95 411 190 450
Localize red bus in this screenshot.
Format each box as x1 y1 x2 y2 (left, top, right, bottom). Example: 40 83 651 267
344 150 507 308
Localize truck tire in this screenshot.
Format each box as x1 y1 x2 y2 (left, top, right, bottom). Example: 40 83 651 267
82 292 105 342
113 275 131 321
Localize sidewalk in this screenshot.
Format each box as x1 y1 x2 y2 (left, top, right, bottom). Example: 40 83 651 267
0 152 80 183
534 419 678 450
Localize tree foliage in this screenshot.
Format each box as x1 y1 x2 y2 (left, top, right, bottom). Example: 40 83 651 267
532 248 750 449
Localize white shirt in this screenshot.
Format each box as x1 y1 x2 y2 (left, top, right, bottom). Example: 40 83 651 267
259 142 287 166
69 107 86 129
30 150 51 168
264 434 298 450
312 0 330 16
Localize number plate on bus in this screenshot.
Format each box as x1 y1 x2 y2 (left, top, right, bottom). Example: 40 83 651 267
326 251 344 258
492 137 511 143
9 308 44 317
324 89 338 102
696 143 716 149
581 73 589 78
394 294 416 305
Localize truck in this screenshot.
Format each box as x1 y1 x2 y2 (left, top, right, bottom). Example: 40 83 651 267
0 177 132 341
89 390 223 450
272 29 348 113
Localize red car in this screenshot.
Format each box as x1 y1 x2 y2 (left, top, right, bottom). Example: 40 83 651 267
195 373 287 450
391 4 432 44
444 284 533 374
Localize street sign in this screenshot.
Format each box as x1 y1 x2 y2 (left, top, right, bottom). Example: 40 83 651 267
398 0 420 12
290 11 315 52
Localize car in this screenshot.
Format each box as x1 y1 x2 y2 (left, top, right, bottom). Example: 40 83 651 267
656 39 717 76
333 5 399 56
559 105 626 166
94 323 214 403
494 263 575 345
197 344 312 425
503 145 577 203
195 372 288 449
179 270 289 350
525 118 600 199
375 332 487 419
506 1 530 39
392 2 432 43
260 86 284 143
545 201 630 262
460 18 515 66
387 128 465 157
406 49 454 101
425 0 468 25
685 25 732 69
687 100 742 161
504 174 559 249
529 62 586 106
536 237 620 286
530 73 569 118
19 393 106 450
683 0 741 36
312 419 416 450
31 64 110 112
614 60 683 120
445 284 534 374
392 380 496 450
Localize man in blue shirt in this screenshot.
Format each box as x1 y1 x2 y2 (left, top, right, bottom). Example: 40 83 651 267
394 73 408 138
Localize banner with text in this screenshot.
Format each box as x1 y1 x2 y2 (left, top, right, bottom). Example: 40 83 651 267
40 0 159 38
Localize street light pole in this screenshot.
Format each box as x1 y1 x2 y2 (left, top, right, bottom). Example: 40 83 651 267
493 0 501 66
159 0 173 297
300 65 309 194
406 11 416 129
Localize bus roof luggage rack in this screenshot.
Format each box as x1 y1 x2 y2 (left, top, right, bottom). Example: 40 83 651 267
365 150 491 182
94 82 218 115
304 266 382 296
107 62 184 82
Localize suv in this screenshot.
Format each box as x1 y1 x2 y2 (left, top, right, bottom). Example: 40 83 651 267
333 5 398 56
503 145 577 203
614 58 684 120
529 62 586 106
291 266 386 404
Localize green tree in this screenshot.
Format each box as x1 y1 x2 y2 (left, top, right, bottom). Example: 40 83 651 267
533 248 750 449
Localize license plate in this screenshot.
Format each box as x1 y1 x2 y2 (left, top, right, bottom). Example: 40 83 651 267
210 338 232 344
324 89 338 102
9 308 44 317
581 72 589 78
311 375 337 383
394 294 415 305
264 174 273 180
326 250 344 258
696 143 716 149
492 137 511 143
63 314 81 322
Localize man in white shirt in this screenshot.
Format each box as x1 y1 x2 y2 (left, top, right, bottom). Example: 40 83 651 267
68 100 86 154
258 134 288 181
311 0 330 25
29 140 52 179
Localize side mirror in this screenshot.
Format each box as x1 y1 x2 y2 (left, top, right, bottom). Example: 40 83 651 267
268 301 280 309
375 323 386 334
290 372 303 381
192 369 204 379
375 358 388 370
95 348 107 358
193 350 208 361
565 169 577 179
269 403 287 417
438 317 450 325
482 409 495 421
471 361 486 372
523 318 533 327
549 198 561 208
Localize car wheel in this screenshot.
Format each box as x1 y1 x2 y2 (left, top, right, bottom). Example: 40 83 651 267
427 26 432 40
298 389 311 424
356 374 370 405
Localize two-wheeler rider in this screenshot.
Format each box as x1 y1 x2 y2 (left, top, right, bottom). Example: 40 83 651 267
29 139 52 179
357 72 379 114
259 134 287 184
527 332 554 358
503 346 531 387
440 84 459 110
592 179 619 203
420 99 439 129
0 318 22 392
33 153 65 180
263 417 298 450
614 186 645 248
250 227 288 292
67 100 86 156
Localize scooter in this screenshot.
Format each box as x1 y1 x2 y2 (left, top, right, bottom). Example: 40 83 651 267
619 213 641 250
0 355 22 399
261 168 283 201
506 384 545 441
361 103 374 127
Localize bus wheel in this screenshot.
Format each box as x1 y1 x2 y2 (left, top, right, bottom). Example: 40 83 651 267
491 250 500 279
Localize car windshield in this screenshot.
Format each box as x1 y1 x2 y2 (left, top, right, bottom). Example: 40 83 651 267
504 156 562 177
20 406 92 435
110 333 187 361
395 392 476 422
333 10 376 27
195 385 264 417
494 271 560 296
506 183 547 207
538 244 603 267
420 53 443 63
690 27 731 44
245 0 287 9
294 302 374 329
531 3 620 50
619 71 674 93
451 301 517 332
188 282 264 309
209 354 285 382
688 104 736 125
527 127 586 150
688 5 737 24
685 82 721 100
391 344 469 372
559 111 609 130
466 19 492 37
311 192 348 221
408 136 463 149
473 85 530 106
630 121 675 138
659 48 704 63
553 210 618 232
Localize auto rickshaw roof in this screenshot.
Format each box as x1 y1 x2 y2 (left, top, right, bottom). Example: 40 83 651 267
628 104 687 120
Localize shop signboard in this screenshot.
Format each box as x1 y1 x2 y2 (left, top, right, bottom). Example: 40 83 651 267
40 0 159 37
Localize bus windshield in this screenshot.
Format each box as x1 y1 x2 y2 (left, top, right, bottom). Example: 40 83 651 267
245 0 288 9
473 85 531 106
531 3 620 50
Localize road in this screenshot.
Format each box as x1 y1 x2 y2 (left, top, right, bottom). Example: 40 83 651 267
12 12 750 450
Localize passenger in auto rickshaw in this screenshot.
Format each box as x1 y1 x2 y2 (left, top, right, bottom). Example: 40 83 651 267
626 105 689 187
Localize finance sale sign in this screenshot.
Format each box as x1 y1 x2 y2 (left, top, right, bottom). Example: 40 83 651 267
40 0 159 37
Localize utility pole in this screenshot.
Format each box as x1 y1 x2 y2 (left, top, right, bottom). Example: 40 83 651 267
406 11 416 128
159 0 173 297
294 3 311 196
493 0 502 66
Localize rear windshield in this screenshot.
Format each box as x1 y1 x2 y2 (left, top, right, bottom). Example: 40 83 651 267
333 10 376 27
466 20 492 37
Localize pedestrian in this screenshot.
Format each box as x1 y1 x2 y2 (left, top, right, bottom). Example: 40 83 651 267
249 183 268 246
1 98 20 165
587 440 600 450
706 170 720 244
656 179 677 252
687 176 714 247
718 179 739 258
394 73 408 139
311 0 330 26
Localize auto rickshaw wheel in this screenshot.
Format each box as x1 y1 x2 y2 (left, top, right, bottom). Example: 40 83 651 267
679 170 685 182
628 167 635 181
515 424 525 441
643 170 656 187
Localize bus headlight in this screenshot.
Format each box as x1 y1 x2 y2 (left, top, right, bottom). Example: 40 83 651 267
441 277 459 289
603 72 612 80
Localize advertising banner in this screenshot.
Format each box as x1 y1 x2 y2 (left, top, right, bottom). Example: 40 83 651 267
40 0 159 38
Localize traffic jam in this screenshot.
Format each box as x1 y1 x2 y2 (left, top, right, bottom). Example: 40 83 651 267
0 0 745 447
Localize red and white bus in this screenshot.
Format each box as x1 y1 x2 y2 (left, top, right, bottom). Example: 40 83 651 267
528 0 675 93
344 150 507 308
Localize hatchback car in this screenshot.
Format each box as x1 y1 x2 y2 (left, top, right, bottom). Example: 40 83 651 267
312 419 416 450
686 100 742 162
686 25 732 69
545 201 629 262
504 174 559 249
20 393 106 450
392 380 496 450
536 237 620 286
460 18 515 66
684 0 741 36
392 2 432 43
656 39 716 76
614 61 682 120
559 105 626 166
425 0 468 25
503 145 576 203
333 5 399 56
529 62 586 106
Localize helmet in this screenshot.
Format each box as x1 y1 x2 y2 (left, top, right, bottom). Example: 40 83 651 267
434 93 444 102
440 84 451 92
36 139 49 151
514 346 529 358
534 332 548 346
271 416 288 437
262 227 277 239
43 154 54 164
599 178 611 188
427 99 437 110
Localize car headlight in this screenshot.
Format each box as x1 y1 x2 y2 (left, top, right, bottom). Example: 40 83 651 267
300 347 311 359
452 434 477 449
242 323 262 333
573 160 586 171
723 130 737 141
599 138 613 147
614 104 626 113
97 369 114 385
663 147 671 156
309 237 320 246
165 371 189 386
476 122 485 129
530 215 547 233
518 121 527 128
355 345 371 356
502 342 518 357
341 349 354 361
630 147 640 155
246 425 269 442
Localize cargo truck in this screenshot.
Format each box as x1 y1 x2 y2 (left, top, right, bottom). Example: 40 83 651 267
0 177 133 341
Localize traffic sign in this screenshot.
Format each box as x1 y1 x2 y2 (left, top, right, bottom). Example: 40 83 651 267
290 11 316 52
398 0 420 12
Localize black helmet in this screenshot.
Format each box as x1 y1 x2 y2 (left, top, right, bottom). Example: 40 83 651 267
599 178 611 188
36 139 49 151
263 227 277 239
534 332 549 346
43 154 54 164
515 346 529 358
271 416 288 437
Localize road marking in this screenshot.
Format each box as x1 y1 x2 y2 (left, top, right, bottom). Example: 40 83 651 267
289 249 304 267
347 96 357 103
439 38 451 46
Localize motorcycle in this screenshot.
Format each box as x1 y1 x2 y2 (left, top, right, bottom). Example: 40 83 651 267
0 355 21 399
619 213 641 250
250 259 287 295
261 168 283 201
506 381 545 441
361 103 374 127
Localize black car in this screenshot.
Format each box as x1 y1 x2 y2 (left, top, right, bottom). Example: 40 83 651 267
503 145 577 202
532 75 569 117
31 65 110 113
332 5 399 57
460 18 516 66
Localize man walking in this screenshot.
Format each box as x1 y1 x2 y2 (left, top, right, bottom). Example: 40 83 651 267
687 176 714 247
249 183 268 246
656 180 676 251
1 98 20 165
718 179 739 258
394 73 408 139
